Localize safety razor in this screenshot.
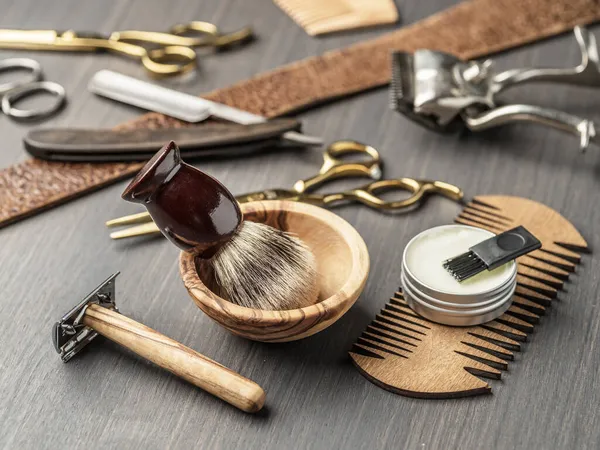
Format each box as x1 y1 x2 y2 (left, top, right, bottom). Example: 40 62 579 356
53 273 265 413
390 26 599 150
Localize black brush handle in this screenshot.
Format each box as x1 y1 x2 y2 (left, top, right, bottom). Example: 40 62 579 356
471 226 542 270
24 119 302 162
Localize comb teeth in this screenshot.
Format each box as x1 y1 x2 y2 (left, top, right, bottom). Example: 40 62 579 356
350 196 589 399
273 0 399 37
443 251 487 281
389 52 414 111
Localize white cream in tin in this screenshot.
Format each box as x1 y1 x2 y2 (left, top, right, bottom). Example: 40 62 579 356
401 225 517 326
405 226 514 295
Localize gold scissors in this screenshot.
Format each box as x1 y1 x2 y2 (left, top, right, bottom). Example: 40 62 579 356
0 22 253 77
106 141 464 240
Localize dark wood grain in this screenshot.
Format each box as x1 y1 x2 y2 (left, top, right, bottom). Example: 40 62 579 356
0 0 599 449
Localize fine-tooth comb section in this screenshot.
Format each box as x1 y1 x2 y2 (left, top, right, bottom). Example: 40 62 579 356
273 0 399 37
350 196 587 398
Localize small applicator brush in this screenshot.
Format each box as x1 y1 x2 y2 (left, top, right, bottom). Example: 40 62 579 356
122 141 319 311
443 226 541 281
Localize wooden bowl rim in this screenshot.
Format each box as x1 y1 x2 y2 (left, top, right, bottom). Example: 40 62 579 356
180 200 369 324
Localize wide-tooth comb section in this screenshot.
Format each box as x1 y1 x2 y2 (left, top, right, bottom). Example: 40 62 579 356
455 215 504 232
455 344 508 371
463 364 502 380
512 297 546 315
495 314 534 333
356 336 411 358
519 258 570 281
517 268 563 290
469 329 521 351
482 320 528 341
526 251 577 272
362 331 413 353
350 196 587 398
458 210 508 229
366 325 418 348
462 204 513 223
515 284 553 306
540 246 581 264
461 339 514 361
516 275 557 298
506 305 540 324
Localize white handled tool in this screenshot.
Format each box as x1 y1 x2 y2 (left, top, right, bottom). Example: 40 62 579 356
89 69 322 146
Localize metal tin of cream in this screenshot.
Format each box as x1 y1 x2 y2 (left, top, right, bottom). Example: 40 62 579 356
401 224 517 326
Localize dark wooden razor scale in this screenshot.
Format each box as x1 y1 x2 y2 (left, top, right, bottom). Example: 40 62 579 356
350 195 589 398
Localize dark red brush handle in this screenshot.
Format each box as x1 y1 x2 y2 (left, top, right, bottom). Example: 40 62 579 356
122 141 242 258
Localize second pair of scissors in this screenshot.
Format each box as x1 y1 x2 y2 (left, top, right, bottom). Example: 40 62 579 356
106 141 464 239
0 22 253 77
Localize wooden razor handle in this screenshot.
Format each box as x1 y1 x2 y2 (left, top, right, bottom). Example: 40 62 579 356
82 303 265 413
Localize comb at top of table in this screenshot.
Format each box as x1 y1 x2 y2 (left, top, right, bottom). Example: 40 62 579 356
273 0 399 36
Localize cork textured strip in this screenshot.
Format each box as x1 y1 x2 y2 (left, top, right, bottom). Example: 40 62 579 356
1 0 599 228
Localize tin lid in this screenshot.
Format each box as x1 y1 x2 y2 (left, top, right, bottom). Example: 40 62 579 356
401 266 514 311
402 271 516 326
402 224 517 305
403 286 515 326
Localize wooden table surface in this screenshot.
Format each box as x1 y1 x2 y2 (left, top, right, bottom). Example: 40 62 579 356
1 1 599 448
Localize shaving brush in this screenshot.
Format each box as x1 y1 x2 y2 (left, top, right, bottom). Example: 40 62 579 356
122 141 319 311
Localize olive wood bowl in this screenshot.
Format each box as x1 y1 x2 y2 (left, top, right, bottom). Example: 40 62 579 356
180 200 370 342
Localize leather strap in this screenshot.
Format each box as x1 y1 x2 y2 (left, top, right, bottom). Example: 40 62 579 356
1 0 599 228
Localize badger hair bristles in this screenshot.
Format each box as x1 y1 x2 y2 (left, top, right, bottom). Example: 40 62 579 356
210 221 319 311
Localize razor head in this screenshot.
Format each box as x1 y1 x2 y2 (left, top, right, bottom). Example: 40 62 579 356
390 50 494 132
53 273 119 362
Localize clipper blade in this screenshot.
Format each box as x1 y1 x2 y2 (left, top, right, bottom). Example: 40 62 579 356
389 51 463 132
389 52 414 112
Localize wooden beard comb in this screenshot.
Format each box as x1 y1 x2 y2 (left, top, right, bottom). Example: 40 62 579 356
350 195 589 398
273 0 399 36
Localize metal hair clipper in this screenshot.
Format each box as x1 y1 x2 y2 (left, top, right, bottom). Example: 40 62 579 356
390 26 599 150
53 273 265 413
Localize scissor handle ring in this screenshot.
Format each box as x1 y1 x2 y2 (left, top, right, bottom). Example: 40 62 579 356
1 81 66 120
323 140 381 173
169 21 220 47
357 179 463 211
293 141 383 194
142 45 197 76
355 179 423 210
170 21 219 38
170 22 254 49
0 58 43 95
